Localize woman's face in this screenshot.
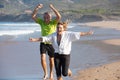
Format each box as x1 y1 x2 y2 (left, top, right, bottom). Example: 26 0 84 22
57 24 64 35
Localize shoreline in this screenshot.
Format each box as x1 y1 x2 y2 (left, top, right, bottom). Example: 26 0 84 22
85 20 120 30
0 20 120 80
72 20 120 80
85 20 120 47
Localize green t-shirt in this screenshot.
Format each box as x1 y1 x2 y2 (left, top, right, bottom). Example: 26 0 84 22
36 18 57 36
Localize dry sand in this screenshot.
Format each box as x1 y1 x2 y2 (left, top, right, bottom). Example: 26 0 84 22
85 20 120 30
72 20 120 80
0 21 119 80
73 61 120 80
85 20 120 46
103 39 120 46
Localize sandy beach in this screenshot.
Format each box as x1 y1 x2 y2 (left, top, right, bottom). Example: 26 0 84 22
0 21 120 80
72 20 120 80
85 20 120 46
85 21 120 30
73 61 120 80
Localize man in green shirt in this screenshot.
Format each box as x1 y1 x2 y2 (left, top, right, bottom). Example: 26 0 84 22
32 4 61 80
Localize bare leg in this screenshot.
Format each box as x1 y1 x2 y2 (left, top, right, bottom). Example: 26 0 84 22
68 69 72 77
41 54 48 79
57 76 63 80
49 57 54 80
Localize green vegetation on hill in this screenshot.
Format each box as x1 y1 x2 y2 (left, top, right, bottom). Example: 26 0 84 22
0 0 120 22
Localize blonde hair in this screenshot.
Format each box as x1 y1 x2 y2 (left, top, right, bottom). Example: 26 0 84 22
57 21 68 30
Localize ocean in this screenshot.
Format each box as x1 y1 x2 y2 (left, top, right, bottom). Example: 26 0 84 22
0 22 120 41
0 22 41 41
0 22 120 80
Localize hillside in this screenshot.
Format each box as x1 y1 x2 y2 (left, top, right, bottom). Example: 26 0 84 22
0 0 120 22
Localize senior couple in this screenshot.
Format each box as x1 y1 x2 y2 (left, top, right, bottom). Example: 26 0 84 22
30 3 93 80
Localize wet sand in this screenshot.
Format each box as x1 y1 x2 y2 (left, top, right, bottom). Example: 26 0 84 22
0 41 42 79
72 20 120 80
0 21 120 80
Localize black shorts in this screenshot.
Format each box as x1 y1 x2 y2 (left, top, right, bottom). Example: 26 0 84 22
40 43 54 58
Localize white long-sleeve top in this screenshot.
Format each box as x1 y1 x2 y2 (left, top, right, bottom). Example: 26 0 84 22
42 31 81 55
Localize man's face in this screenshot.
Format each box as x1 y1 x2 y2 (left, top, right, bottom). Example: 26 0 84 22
44 13 51 24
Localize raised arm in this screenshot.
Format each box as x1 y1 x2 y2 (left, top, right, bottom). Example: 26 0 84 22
49 4 61 22
32 4 43 22
80 31 94 36
29 37 43 42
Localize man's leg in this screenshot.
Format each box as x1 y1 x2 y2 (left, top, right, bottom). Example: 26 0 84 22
40 43 48 79
49 57 54 80
47 44 55 80
41 54 48 79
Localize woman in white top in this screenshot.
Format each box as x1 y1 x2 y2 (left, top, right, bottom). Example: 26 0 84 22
29 22 93 80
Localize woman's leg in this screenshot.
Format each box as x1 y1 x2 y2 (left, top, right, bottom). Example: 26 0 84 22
57 76 63 80
61 55 70 77
54 54 62 79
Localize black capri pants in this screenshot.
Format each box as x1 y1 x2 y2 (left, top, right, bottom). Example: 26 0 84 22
54 53 70 77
